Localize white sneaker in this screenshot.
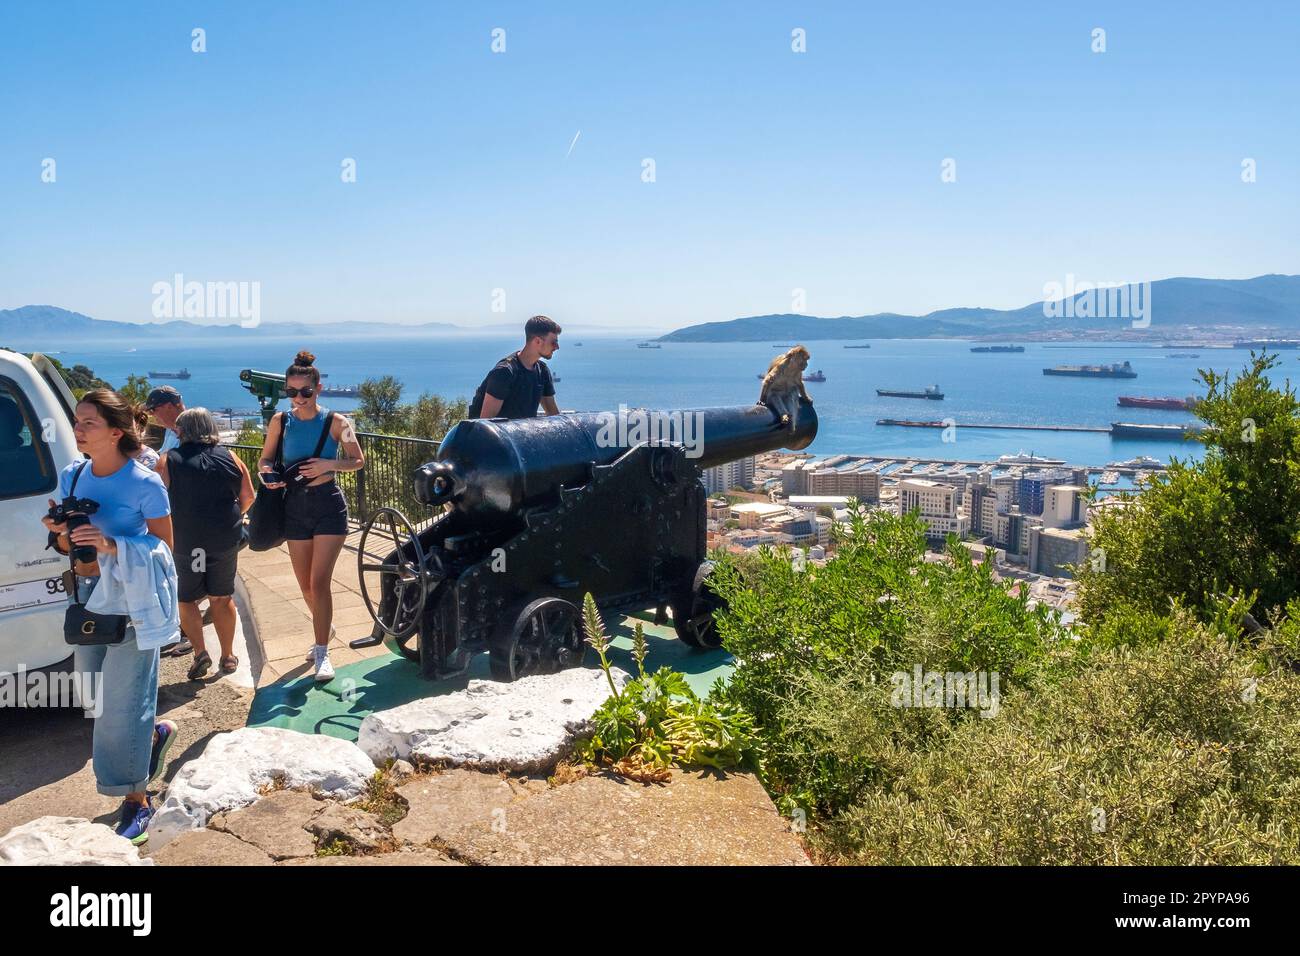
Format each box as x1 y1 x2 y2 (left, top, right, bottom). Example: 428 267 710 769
314 654 335 683
305 628 337 661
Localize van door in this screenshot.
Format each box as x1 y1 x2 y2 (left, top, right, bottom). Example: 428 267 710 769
31 353 77 423
0 374 71 666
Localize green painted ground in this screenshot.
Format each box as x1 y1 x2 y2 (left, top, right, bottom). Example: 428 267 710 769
246 610 734 742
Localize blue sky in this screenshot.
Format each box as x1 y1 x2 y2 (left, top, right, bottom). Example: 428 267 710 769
1 1 1296 329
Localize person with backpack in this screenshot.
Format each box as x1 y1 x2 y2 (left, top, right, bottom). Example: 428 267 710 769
256 350 364 682
157 407 256 679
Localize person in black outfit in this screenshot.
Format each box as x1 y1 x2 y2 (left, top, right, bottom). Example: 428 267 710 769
157 407 255 678
468 315 561 419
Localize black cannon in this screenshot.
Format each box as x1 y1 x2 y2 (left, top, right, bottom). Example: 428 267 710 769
355 397 817 680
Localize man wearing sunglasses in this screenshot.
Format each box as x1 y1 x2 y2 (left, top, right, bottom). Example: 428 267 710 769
145 385 185 454
469 315 561 420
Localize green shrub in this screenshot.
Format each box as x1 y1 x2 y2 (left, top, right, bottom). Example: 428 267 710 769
1077 352 1300 630
708 504 1069 817
817 618 1300 865
574 594 761 778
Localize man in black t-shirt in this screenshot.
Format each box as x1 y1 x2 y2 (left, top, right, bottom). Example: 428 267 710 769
468 315 562 419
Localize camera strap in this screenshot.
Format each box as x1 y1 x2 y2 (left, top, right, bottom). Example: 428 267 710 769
63 460 91 606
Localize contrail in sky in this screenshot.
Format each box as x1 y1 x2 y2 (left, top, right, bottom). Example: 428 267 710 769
565 130 581 158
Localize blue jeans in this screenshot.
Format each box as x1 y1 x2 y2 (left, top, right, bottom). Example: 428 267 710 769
74 576 160 797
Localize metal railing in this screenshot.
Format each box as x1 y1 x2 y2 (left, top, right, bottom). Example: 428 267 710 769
224 430 441 526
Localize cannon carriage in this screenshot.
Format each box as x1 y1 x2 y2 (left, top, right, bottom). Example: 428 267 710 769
355 398 817 681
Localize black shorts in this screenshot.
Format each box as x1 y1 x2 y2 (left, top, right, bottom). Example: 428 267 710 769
176 543 239 603
284 481 349 539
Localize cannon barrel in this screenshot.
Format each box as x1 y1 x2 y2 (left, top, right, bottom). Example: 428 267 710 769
414 400 816 520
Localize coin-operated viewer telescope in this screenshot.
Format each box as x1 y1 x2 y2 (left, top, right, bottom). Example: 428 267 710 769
239 369 286 426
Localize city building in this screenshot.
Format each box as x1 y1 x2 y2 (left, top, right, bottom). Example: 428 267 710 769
897 478 968 541
1029 526 1090 577
731 501 788 529
704 455 756 494
1042 485 1087 529
1015 468 1074 516
968 483 995 537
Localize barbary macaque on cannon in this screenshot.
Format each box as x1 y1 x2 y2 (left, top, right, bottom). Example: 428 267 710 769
354 350 818 681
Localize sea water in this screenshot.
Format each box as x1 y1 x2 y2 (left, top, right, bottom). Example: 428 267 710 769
40 335 1250 467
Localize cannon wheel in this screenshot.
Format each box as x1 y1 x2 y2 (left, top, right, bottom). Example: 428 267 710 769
489 597 586 682
357 507 429 656
672 561 726 650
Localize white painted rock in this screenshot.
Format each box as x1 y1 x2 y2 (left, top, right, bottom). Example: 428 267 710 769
147 726 375 850
358 667 630 771
0 816 153 866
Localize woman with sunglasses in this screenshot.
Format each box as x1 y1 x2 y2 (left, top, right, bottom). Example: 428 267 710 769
257 350 364 681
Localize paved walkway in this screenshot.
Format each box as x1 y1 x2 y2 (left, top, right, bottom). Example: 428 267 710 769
237 529 389 687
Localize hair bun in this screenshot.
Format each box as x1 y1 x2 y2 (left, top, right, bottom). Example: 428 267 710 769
294 350 316 367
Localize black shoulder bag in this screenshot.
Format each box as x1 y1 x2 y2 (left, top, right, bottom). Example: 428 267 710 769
62 462 129 647
247 412 288 551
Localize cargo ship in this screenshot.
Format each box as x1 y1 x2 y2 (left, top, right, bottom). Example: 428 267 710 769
843 343 871 349
1117 396 1196 411
637 342 662 349
148 368 191 380
756 370 827 382
1110 422 1203 440
970 345 1024 353
1043 361 1136 378
876 384 944 399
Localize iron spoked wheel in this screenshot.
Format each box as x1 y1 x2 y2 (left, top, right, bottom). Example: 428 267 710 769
357 507 429 658
672 561 727 650
489 597 586 682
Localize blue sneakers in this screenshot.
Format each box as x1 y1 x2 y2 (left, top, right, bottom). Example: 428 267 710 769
149 719 178 783
116 798 153 845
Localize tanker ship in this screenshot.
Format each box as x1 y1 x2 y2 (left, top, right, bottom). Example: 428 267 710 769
876 384 944 400
1043 361 1136 378
1117 395 1196 410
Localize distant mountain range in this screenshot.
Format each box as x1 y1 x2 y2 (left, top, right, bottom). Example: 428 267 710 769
0 306 665 341
658 275 1300 342
5 274 1299 346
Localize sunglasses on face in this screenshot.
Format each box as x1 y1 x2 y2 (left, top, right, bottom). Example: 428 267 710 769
283 387 316 398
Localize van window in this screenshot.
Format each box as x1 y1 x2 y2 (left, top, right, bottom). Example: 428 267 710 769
0 377 57 500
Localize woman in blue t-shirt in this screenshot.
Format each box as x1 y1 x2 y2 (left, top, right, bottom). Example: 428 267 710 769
40 389 178 846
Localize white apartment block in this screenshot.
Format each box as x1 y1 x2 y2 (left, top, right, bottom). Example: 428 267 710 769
704 456 755 494
898 478 968 540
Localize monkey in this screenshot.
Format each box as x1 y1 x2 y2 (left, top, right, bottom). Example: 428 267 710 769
759 345 812 432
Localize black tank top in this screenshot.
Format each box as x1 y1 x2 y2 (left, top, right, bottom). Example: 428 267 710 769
166 443 243 551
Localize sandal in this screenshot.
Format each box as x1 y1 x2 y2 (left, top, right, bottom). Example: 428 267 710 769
187 650 212 681
219 655 239 674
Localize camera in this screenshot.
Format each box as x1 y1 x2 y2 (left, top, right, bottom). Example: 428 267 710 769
282 462 312 488
48 497 100 563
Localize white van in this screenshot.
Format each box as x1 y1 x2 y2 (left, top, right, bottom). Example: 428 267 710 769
0 349 81 677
